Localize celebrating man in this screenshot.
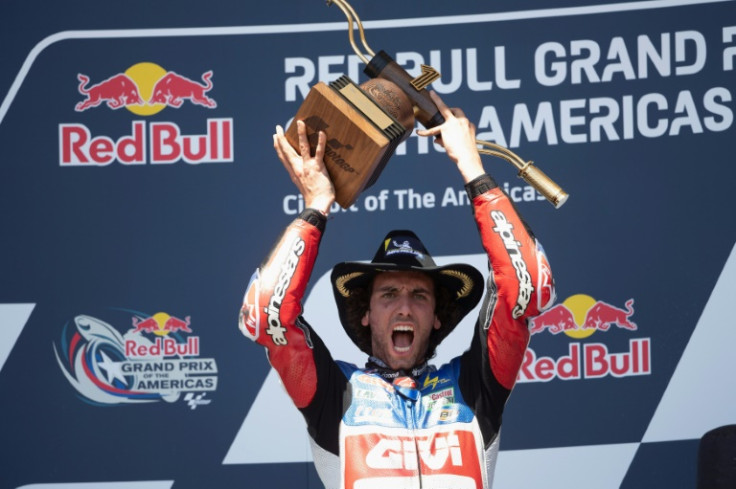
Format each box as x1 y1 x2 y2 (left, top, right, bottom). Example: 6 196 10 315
239 91 555 488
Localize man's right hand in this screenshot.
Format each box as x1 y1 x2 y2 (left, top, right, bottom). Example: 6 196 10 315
273 120 336 216
416 91 485 185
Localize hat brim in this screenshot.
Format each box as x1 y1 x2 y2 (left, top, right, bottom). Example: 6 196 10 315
331 260 484 356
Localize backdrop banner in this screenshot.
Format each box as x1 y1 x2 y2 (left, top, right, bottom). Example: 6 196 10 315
1 1 735 488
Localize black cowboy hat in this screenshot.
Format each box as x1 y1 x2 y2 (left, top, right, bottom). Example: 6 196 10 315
330 230 484 357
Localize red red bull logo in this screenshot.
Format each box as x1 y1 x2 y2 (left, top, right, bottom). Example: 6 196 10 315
59 118 232 165
74 63 217 114
61 62 234 165
519 294 651 382
148 71 216 109
131 312 192 336
127 312 199 358
529 294 636 338
126 336 200 357
75 73 144 112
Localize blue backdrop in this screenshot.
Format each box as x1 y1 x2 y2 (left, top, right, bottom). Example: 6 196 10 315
1 1 735 488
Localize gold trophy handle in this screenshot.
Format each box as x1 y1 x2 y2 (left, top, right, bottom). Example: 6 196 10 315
327 0 444 129
517 161 569 209
326 0 374 63
477 140 569 208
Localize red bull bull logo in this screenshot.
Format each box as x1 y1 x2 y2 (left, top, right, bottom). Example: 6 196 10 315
149 70 217 108
60 62 234 165
529 294 636 337
131 312 192 336
75 63 217 114
133 312 192 336
75 73 144 112
519 294 651 382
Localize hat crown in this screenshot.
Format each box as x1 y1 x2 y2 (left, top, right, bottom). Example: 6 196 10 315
373 230 437 269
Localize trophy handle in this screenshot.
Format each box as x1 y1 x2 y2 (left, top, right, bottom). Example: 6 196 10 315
477 140 569 208
327 0 375 63
328 0 444 129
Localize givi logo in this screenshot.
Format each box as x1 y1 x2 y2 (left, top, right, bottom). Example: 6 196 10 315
344 430 483 489
365 435 463 470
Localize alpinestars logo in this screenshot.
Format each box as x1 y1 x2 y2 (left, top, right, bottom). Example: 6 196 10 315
491 210 533 318
54 311 217 408
265 235 305 345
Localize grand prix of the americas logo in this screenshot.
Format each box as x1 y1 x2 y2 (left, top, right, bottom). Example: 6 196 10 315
518 293 651 383
53 310 217 409
59 61 233 166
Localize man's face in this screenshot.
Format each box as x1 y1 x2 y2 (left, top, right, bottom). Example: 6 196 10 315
361 271 440 371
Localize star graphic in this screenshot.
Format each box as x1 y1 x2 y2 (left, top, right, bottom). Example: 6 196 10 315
97 351 128 387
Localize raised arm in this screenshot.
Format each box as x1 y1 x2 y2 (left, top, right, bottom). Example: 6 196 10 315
238 121 335 408
418 91 555 390
416 90 485 184
273 120 335 215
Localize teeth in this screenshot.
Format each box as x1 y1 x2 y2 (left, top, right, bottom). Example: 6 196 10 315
392 325 414 354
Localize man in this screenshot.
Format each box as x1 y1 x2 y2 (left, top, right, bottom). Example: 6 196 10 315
239 91 555 488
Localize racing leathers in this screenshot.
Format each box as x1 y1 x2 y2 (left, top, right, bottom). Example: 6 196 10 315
239 174 555 489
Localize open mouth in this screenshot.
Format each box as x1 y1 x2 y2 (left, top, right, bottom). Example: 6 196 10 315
392 325 414 353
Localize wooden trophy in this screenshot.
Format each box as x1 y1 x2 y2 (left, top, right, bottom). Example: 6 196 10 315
285 76 414 208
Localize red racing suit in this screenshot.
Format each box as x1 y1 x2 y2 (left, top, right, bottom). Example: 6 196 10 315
239 175 555 489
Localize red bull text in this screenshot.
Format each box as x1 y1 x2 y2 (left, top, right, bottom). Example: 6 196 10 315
518 338 651 382
126 336 200 357
59 119 233 165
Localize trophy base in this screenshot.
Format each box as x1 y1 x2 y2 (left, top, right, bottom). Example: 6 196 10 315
285 76 408 208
